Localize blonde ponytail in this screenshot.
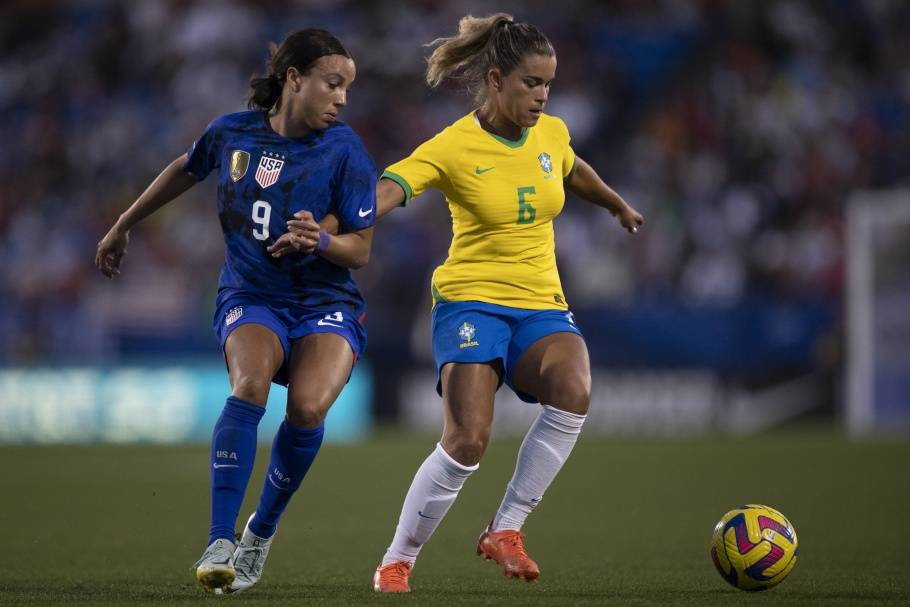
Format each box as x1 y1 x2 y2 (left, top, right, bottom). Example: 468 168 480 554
425 13 553 104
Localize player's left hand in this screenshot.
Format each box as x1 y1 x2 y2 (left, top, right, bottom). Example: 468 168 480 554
268 210 320 257
617 203 644 234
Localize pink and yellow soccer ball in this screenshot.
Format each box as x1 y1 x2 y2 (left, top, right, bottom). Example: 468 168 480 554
710 504 799 591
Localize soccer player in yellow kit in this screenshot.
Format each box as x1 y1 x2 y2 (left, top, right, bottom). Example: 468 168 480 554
291 13 642 592
367 14 645 592
365 14 644 592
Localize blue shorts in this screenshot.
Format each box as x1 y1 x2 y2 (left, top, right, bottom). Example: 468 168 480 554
431 301 583 403
213 288 367 386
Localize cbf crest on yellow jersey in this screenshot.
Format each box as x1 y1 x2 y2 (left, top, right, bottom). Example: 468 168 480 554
383 112 576 310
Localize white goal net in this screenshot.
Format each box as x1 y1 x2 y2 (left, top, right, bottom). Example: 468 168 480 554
846 189 910 435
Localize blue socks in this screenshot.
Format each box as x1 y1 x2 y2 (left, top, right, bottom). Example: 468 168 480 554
208 396 265 545
249 419 324 539
207 396 324 544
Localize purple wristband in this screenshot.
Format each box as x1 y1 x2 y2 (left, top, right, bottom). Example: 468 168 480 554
314 230 331 254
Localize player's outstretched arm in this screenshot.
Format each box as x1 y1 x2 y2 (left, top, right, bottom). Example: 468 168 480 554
317 179 406 236
376 178 406 218
95 154 198 277
566 156 644 234
270 211 374 269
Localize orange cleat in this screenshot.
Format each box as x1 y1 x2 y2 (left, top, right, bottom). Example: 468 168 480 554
372 561 412 593
476 525 541 582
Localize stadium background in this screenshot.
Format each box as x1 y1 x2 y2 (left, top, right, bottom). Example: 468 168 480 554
0 1 908 605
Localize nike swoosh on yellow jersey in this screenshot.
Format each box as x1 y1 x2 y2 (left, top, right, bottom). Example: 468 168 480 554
474 166 495 174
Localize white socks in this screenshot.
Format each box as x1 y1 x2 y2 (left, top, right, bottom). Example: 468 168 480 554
382 442 478 565
381 406 586 565
491 405 586 531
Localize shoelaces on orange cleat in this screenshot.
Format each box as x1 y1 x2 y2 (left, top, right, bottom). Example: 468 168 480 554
495 531 530 559
382 561 411 585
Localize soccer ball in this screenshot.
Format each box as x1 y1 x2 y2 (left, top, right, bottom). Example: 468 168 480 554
710 504 798 591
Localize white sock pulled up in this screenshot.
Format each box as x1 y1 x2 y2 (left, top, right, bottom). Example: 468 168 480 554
382 442 478 565
491 405 586 531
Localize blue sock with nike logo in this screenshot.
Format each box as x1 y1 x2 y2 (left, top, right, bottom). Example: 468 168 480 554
249 418 324 539
208 396 265 545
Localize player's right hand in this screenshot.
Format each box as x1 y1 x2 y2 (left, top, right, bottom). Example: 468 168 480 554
95 226 129 278
618 204 644 234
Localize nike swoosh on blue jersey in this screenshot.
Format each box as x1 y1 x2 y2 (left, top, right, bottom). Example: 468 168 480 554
358 207 373 217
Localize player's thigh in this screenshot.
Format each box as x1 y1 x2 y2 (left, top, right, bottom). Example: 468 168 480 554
511 332 591 414
286 332 355 421
439 361 501 463
224 323 285 405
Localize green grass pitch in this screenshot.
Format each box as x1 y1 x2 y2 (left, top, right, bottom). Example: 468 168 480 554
1 426 908 606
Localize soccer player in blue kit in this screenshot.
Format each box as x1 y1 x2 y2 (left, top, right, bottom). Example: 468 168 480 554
95 30 376 594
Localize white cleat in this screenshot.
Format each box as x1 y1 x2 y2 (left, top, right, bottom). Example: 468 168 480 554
224 515 274 594
194 538 236 593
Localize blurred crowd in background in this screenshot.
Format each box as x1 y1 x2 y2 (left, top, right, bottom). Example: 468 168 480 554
1 0 908 410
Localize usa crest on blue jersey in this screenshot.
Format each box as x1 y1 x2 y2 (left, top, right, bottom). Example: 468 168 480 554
255 151 285 188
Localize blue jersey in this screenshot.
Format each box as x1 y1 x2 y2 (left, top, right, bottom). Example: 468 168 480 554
183 111 376 319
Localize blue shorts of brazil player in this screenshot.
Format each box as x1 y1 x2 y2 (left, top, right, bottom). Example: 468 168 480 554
213 288 367 386
431 300 583 403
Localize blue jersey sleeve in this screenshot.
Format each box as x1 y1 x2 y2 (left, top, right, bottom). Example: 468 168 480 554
183 116 225 180
334 137 377 232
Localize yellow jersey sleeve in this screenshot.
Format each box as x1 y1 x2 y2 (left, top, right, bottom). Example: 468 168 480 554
564 144 576 176
381 130 456 204
553 116 576 176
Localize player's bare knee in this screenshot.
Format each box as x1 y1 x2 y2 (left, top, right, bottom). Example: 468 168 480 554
286 402 328 429
231 374 271 406
442 431 489 466
545 372 591 415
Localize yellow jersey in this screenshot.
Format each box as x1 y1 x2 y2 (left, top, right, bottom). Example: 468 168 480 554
383 111 576 310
